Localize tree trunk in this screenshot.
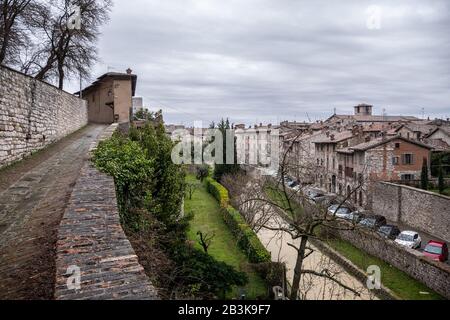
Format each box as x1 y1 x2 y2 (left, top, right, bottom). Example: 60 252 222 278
0 22 11 64
58 63 64 89
289 235 308 300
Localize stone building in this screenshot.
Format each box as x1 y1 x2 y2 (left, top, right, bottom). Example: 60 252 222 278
325 104 419 126
77 69 137 124
335 136 432 206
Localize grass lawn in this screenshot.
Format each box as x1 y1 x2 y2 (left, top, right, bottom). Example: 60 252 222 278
264 185 304 218
429 188 450 197
264 185 444 300
327 239 444 300
184 175 267 299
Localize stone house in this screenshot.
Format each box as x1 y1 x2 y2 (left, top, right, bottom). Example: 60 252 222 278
335 136 432 207
425 126 450 146
77 69 137 124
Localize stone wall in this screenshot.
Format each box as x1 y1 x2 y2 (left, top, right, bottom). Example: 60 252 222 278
0 65 88 169
54 124 158 300
331 226 450 299
372 182 450 243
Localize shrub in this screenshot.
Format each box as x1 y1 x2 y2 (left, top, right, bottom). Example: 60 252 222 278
172 245 248 298
196 165 210 182
205 177 229 208
93 134 155 229
205 178 271 264
222 208 271 264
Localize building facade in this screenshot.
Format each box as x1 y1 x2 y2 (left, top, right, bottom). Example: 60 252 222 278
78 69 137 124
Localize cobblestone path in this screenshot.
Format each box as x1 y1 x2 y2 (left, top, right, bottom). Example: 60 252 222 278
0 124 107 299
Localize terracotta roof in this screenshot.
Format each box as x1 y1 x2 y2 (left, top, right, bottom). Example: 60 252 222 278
425 126 450 138
326 114 419 123
313 130 354 144
76 72 138 96
423 138 450 151
394 124 437 135
348 136 432 151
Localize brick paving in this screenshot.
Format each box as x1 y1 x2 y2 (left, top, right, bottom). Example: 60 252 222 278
0 124 106 299
54 162 158 300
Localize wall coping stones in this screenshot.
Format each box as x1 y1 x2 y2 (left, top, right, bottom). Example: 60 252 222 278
54 124 158 300
379 181 450 201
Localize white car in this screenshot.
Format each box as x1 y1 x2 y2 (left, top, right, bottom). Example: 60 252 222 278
395 231 422 249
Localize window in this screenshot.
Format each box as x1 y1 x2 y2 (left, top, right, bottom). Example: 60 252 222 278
401 174 414 180
392 157 399 165
395 143 400 149
402 153 414 165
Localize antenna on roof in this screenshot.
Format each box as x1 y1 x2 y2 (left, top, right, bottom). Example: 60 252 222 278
306 113 312 122
421 107 425 120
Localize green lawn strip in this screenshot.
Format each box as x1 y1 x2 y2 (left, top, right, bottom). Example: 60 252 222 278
264 185 304 218
264 184 443 300
429 188 450 196
327 239 443 300
184 175 267 299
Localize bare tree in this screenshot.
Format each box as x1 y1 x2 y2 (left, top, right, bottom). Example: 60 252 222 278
222 173 276 233
233 126 371 300
0 0 33 64
31 0 111 88
185 182 200 200
197 231 215 253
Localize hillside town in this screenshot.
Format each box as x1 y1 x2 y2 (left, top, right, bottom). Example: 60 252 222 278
0 0 449 310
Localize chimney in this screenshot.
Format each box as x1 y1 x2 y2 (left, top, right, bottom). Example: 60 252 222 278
126 68 132 75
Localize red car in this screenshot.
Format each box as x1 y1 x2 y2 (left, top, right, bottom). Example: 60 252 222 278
423 241 449 262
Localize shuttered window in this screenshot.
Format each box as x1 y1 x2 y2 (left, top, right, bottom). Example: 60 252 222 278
402 153 414 165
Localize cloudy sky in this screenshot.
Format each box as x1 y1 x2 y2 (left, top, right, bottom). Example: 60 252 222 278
69 0 450 126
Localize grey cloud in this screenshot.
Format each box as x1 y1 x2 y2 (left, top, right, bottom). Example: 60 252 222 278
68 0 450 125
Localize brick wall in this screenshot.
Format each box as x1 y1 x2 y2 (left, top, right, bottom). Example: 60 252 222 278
54 124 158 300
0 65 88 169
331 227 450 299
372 182 450 243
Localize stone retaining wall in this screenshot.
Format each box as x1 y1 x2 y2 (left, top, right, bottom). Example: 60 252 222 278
372 181 450 243
0 65 88 169
331 226 450 299
54 124 158 300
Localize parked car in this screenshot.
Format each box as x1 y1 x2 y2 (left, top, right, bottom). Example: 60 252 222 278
307 190 325 201
288 180 299 189
377 225 401 240
358 215 387 230
395 231 422 249
423 241 449 262
345 211 366 223
327 204 352 218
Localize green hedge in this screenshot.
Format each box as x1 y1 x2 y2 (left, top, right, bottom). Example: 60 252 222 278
205 178 271 264
206 177 230 208
222 207 271 263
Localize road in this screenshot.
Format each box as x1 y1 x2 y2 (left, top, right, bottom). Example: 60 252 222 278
0 124 107 299
256 215 378 300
